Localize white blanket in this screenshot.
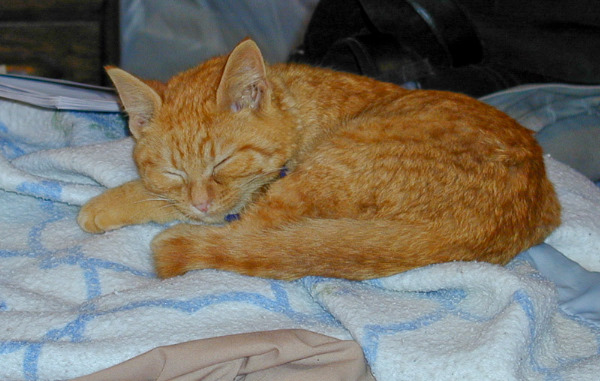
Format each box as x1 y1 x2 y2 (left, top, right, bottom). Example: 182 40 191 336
1 99 599 380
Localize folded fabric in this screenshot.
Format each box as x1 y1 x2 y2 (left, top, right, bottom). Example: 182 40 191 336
73 329 375 381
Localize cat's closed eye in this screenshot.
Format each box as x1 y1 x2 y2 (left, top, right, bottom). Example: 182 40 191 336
163 169 187 183
210 154 233 184
212 152 262 180
214 155 233 169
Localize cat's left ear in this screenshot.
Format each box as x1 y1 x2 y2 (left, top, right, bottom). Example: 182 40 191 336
105 67 163 139
216 39 271 112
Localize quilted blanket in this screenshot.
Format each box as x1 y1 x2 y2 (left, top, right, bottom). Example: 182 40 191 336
1 93 599 380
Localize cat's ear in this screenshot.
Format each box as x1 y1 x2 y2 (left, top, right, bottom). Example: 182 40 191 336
216 39 271 112
105 66 163 139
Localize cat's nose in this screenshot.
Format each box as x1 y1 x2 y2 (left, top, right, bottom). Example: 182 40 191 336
190 182 214 214
193 200 211 214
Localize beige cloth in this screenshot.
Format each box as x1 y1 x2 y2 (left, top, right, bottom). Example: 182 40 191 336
73 329 375 381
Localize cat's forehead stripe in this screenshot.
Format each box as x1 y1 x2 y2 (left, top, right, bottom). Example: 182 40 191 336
209 139 215 159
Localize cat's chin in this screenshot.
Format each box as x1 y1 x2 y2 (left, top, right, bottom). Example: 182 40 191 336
182 208 236 225
185 213 226 225
179 201 246 225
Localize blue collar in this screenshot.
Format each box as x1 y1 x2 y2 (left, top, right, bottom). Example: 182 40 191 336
225 165 288 222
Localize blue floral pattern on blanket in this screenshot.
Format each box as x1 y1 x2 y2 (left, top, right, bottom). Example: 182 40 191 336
1 97 600 381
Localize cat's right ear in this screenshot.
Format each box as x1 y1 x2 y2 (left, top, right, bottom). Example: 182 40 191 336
216 39 270 112
105 67 163 139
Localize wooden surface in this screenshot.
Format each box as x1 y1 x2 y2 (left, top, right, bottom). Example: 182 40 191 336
0 0 119 85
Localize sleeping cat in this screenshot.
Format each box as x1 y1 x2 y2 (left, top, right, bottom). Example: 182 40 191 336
78 39 561 280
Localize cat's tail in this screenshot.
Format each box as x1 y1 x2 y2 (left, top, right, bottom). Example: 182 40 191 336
155 217 510 280
239 218 465 280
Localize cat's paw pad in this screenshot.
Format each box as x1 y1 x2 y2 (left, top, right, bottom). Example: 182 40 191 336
77 198 123 233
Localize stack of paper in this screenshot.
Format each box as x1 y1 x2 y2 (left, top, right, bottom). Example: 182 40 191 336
0 74 121 112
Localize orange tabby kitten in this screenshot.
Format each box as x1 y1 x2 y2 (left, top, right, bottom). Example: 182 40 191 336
78 39 561 280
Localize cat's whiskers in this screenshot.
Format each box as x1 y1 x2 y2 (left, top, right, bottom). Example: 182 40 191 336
131 195 180 219
132 190 176 206
133 198 172 204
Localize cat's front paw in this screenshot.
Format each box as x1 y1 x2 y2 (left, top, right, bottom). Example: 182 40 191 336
77 197 125 233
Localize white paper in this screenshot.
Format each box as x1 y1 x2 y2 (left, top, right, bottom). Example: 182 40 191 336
0 74 121 112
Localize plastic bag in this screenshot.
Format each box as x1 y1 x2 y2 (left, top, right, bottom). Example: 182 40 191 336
120 0 319 81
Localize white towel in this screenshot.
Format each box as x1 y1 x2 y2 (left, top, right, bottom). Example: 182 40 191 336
544 158 600 271
0 99 599 380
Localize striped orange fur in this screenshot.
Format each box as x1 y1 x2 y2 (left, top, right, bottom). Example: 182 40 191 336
78 40 561 280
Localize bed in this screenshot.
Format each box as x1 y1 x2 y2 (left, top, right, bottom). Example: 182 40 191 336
1 82 599 380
